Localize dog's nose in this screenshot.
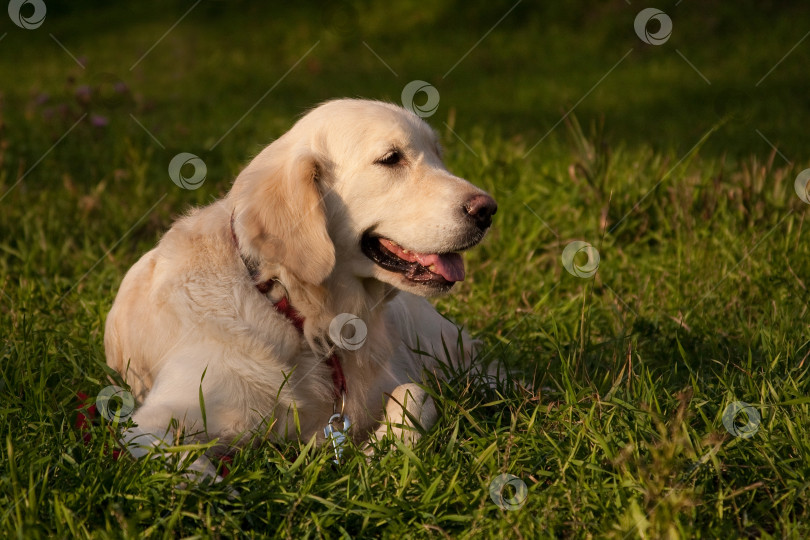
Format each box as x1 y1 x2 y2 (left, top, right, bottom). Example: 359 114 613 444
463 194 498 230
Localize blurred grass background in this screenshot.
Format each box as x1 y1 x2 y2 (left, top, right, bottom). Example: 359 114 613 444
1 0 809 538
4 0 808 161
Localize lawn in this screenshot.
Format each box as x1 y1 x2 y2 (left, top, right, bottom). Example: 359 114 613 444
1 1 809 537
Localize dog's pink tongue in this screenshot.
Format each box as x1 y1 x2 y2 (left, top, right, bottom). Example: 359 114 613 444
379 239 466 282
415 252 465 282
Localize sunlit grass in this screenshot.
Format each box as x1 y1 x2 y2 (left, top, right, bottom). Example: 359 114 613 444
1 2 809 538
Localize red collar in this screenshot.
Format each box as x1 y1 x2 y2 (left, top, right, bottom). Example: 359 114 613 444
230 213 346 402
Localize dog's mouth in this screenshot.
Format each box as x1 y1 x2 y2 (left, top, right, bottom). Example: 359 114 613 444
361 234 466 286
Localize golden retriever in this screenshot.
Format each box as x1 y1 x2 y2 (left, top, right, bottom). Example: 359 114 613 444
104 99 497 480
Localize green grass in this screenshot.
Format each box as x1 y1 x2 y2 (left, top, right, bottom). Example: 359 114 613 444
2 1 810 537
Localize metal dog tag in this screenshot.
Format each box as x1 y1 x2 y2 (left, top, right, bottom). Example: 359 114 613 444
323 413 351 464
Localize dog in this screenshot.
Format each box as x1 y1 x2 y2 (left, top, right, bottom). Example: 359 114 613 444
104 99 497 480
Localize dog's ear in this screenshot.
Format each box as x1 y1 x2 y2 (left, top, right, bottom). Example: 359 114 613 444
230 143 335 285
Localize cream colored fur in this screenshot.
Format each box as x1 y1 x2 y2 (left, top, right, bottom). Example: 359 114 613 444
104 99 495 481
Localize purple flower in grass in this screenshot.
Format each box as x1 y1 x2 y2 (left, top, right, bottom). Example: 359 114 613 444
90 114 109 127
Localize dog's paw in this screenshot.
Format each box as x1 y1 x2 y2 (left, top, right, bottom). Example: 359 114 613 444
176 463 241 498
372 383 437 446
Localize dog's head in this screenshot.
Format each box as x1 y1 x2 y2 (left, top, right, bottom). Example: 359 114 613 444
229 99 496 297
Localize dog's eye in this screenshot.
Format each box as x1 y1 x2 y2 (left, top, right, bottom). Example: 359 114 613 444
376 151 402 166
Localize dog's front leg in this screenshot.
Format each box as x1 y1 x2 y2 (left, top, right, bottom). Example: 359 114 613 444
121 400 227 488
370 383 437 448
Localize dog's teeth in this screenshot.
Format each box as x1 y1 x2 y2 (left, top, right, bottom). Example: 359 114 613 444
427 264 437 272
402 249 411 254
